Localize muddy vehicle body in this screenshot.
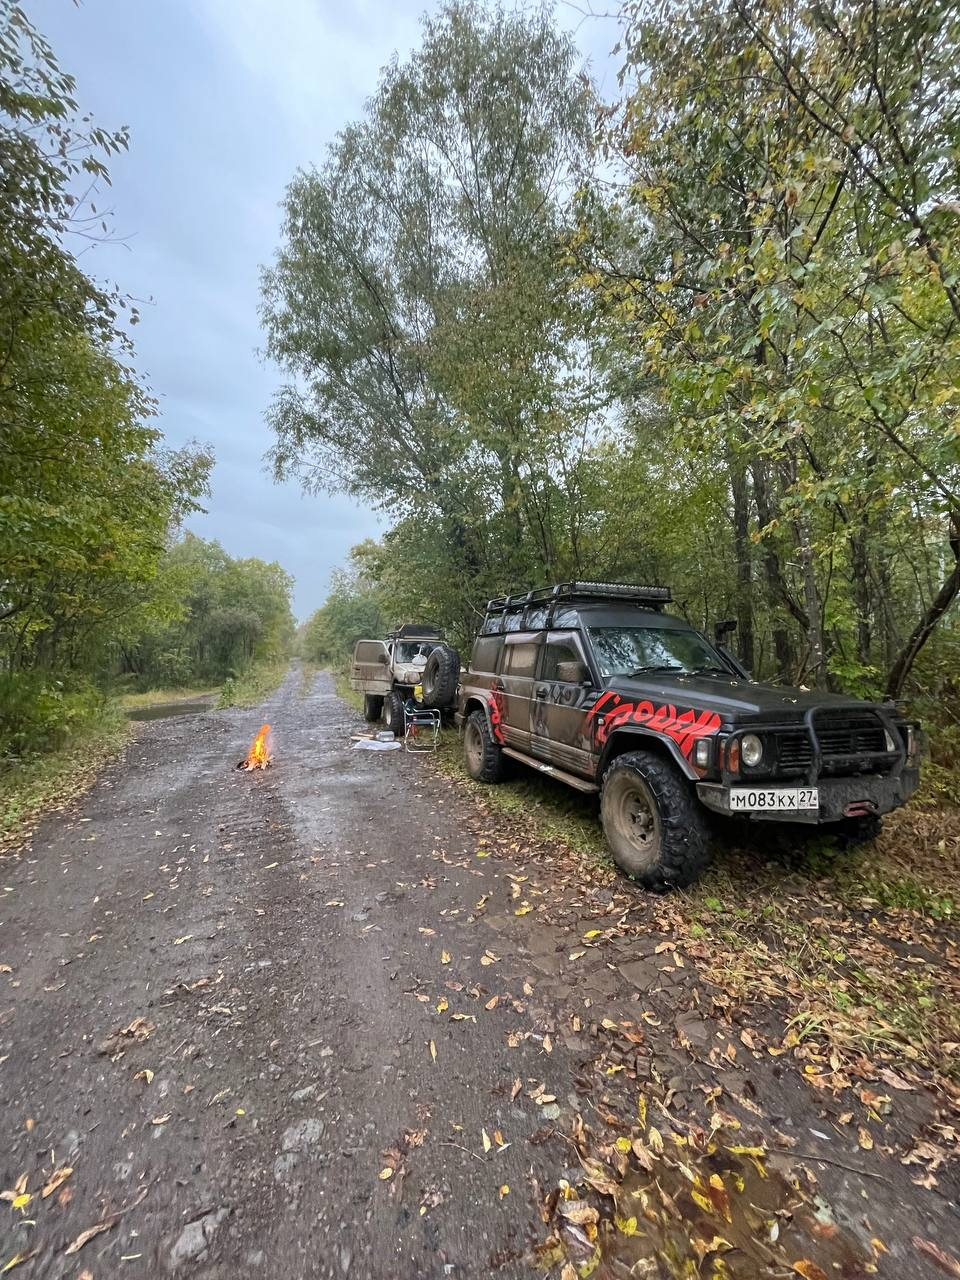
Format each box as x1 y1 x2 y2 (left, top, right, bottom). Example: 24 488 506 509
351 624 460 735
456 582 921 888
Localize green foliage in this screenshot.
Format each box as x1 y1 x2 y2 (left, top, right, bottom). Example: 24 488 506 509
218 660 290 709
122 534 296 690
0 8 214 757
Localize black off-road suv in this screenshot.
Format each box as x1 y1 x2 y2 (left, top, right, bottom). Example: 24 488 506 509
456 582 921 888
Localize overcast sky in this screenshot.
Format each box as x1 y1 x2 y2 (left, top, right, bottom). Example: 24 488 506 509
38 0 621 620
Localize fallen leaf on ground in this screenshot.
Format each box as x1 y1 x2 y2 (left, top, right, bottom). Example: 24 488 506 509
151 1113 171 1125
858 1126 874 1151
485 996 499 1010
134 1069 154 1085
2 1250 40 1273
41 1167 73 1198
441 951 451 965
173 936 192 945
379 1168 393 1180
482 1129 492 1153
499 1184 509 1198
65 1219 116 1255
912 1238 960 1277
429 1040 437 1063
511 1077 522 1100
791 1263 828 1280
480 951 499 966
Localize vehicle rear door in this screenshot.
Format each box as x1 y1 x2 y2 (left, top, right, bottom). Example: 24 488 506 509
530 631 595 775
351 640 391 694
498 633 542 752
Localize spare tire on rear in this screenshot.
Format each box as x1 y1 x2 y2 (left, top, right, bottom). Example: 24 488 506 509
421 644 460 708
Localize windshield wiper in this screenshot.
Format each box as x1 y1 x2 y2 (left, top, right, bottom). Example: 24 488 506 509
686 666 732 677
628 664 685 676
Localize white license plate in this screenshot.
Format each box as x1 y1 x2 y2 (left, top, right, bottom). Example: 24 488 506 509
729 786 819 812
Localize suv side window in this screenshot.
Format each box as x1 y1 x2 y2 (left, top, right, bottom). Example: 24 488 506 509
470 636 503 673
502 636 539 678
540 632 588 682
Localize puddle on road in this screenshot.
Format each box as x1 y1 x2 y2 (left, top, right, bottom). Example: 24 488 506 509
126 697 217 722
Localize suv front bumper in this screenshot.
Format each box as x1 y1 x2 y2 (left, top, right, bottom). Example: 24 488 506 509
696 768 920 824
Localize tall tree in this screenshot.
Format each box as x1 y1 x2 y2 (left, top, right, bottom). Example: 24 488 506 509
261 1 609 615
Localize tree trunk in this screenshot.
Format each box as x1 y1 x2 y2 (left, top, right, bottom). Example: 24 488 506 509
884 519 960 699
796 516 825 687
849 527 872 667
750 457 802 678
730 454 755 672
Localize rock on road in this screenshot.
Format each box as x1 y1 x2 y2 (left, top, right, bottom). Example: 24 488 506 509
0 668 593 1278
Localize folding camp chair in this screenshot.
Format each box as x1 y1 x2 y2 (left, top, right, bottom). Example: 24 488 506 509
403 702 441 752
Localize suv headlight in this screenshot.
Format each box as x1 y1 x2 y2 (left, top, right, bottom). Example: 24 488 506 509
741 733 763 767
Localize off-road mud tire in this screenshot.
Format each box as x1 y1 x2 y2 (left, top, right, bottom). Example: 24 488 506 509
463 709 505 783
382 689 405 737
422 644 460 709
600 750 710 889
363 694 384 723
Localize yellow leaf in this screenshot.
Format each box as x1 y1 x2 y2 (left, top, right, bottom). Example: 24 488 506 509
568 950 586 960
133 1069 154 1085
173 935 192 945
615 1215 638 1236
648 1127 664 1154
583 930 602 939
858 1126 874 1151
441 951 451 965
498 1184 509 1199
637 1094 647 1129
514 904 532 916
379 1167 393 1180
484 996 499 1010
476 850 490 858
691 1189 713 1214
429 1040 437 1063
615 1137 632 1153
436 998 449 1014
482 1128 492 1153
10 1194 31 1213
792 1263 828 1280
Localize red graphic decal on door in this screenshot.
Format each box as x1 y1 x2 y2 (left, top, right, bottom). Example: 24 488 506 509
488 689 505 744
586 691 721 759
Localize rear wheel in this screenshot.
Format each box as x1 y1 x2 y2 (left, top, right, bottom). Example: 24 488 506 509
600 750 710 889
363 694 384 723
463 709 505 783
382 689 405 737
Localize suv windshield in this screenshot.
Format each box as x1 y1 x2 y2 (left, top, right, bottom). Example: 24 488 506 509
588 626 729 678
395 642 434 663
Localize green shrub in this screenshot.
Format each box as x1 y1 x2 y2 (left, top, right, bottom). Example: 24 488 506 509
0 673 105 759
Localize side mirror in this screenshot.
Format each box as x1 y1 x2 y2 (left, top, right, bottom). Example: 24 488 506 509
377 654 389 665
714 619 737 645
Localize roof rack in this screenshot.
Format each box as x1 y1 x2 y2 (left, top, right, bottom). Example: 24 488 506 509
389 623 443 639
485 581 672 613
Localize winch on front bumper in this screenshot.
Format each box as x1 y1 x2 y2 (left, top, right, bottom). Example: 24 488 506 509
695 704 921 824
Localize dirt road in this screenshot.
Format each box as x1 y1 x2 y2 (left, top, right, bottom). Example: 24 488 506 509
2 669 958 1278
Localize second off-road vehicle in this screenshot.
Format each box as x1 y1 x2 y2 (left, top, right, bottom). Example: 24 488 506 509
351 624 460 734
456 582 921 888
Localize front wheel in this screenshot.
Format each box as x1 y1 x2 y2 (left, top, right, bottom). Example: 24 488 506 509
600 751 710 889
382 689 405 737
463 709 505 783
363 694 384 723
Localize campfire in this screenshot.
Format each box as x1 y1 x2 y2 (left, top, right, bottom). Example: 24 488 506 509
238 724 272 770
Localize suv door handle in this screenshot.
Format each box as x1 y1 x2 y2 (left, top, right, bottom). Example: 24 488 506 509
534 686 548 698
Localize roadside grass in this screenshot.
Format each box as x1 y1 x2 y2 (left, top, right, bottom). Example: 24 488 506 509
433 725 960 1086
218 659 289 709
117 685 217 710
0 708 131 853
434 729 610 864
333 665 363 712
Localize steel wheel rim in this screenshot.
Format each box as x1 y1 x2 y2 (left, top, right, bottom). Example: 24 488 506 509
465 721 483 772
615 776 660 868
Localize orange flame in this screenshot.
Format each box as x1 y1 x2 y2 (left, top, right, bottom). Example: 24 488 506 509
242 724 272 770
